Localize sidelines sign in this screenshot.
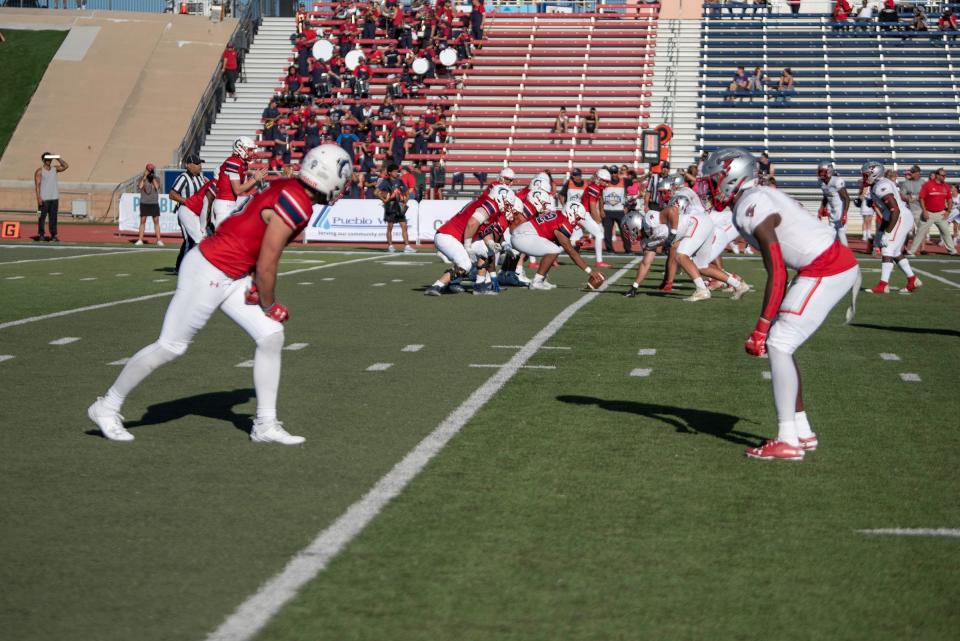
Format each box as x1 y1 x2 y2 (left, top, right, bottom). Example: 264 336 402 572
305 199 470 242
118 194 181 234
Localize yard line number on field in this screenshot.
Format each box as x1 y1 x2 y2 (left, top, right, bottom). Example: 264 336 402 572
204 257 641 641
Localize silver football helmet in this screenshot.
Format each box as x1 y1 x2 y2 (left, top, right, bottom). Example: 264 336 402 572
861 160 884 186
666 193 692 216
817 160 835 181
658 173 685 198
701 148 759 210
623 210 645 243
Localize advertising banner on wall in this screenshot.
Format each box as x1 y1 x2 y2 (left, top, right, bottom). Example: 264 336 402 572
304 199 471 243
118 194 182 235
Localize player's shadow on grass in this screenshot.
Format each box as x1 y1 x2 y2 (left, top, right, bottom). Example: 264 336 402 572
86 388 255 437
154 266 178 274
557 395 762 447
849 323 960 339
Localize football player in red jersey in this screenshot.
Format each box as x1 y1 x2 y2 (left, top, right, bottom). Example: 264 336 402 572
88 145 352 445
211 136 267 229
580 168 611 267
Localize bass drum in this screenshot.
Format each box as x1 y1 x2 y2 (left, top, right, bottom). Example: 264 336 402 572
345 49 365 71
438 47 458 67
312 39 334 61
411 57 430 75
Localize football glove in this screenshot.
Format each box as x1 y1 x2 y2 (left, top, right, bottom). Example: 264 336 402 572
264 302 289 323
840 210 847 226
818 206 829 220
244 283 260 306
875 232 890 248
853 197 863 208
745 318 771 357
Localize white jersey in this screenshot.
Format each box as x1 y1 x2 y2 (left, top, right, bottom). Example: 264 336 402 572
870 177 909 222
819 175 846 216
731 186 835 271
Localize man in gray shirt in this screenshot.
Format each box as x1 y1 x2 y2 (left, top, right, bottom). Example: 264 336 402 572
898 165 924 242
34 152 69 242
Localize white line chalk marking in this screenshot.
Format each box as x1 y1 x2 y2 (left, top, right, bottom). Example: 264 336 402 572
366 363 393 371
115 273 130 277
0 248 153 265
0 355 14 363
297 282 313 286
49 272 62 275
637 348 657 356
857 528 960 538
109 358 130 366
372 282 386 287
913 268 960 289
630 368 652 377
0 256 382 332
880 353 900 361
236 360 255 368
899 373 922 382
469 364 557 369
491 345 571 350
378 261 431 265
79 277 97 281
762 371 772 380
401 344 424 352
49 337 80 345
284 343 309 351
202 256 641 641
391 279 404 282
5 276 24 280
322 277 335 281
153 278 169 283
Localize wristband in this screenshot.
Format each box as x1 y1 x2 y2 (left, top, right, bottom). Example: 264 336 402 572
584 266 592 274
754 317 772 335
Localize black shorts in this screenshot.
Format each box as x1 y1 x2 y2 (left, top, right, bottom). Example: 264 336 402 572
140 203 160 218
384 204 406 224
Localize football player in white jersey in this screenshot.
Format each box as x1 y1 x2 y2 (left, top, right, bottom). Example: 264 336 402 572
816 160 850 246
702 148 861 461
622 195 750 301
861 161 921 294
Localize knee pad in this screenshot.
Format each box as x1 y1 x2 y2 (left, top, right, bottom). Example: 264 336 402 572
156 338 189 359
256 328 285 351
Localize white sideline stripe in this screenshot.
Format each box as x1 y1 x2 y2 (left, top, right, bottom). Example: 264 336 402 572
899 373 922 382
49 337 80 345
857 528 960 538
5 275 24 280
0 248 153 265
630 368 652 378
762 371 772 380
236 360 255 368
401 344 424 352
366 362 393 371
109 358 130 366
0 355 14 363
912 268 960 289
469 363 557 370
637 348 656 356
203 256 642 641
283 343 309 351
880 353 900 361
0 256 382 332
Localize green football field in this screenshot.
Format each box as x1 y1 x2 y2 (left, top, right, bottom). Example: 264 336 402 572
1 243 957 641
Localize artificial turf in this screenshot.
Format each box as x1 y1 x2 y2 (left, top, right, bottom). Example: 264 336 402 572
0 245 957 641
0 30 67 158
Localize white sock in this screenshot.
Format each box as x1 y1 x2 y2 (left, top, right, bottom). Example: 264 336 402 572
769 346 801 446
726 274 741 288
730 243 740 254
693 277 706 290
594 235 603 262
254 332 283 422
432 279 445 287
795 411 814 439
880 262 894 283
897 257 915 278
105 341 182 411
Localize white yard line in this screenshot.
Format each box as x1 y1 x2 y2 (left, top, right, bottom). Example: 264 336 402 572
109 358 131 366
284 343 309 351
912 268 960 289
0 248 154 265
366 363 393 371
401 344 424 352
630 368 653 378
879 353 900 361
203 256 642 641
856 528 960 538
637 348 657 356
49 337 81 345
0 355 14 363
0 256 383 332
5 276 24 280
236 360 255 368
899 373 922 382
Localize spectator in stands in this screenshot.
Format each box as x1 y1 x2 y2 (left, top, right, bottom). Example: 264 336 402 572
939 8 958 40
551 106 569 143
751 0 770 18
262 99 280 121
787 0 801 15
413 162 427 201
222 43 239 102
430 160 446 200
470 0 485 41
757 152 774 183
911 168 958 255
337 124 360 162
907 6 928 33
401 164 419 203
749 66 767 97
878 0 900 30
832 0 853 29
854 0 874 30
583 107 599 143
725 66 750 101
773 68 795 103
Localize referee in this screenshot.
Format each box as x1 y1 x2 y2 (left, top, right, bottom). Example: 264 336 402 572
168 153 206 273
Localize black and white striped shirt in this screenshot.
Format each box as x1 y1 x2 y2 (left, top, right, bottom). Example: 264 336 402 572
170 172 205 212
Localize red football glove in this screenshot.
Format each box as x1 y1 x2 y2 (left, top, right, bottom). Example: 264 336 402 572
745 318 771 357
244 283 260 306
264 302 289 323
840 210 847 226
657 280 673 292
818 206 828 220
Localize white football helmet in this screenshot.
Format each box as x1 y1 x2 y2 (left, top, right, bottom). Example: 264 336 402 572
667 193 692 216
861 160 884 186
658 173 685 198
233 136 258 161
817 160 835 181
529 172 553 193
701 148 759 210
594 168 612 183
623 210 645 243
499 167 516 182
527 188 553 215
564 200 588 224
298 144 353 202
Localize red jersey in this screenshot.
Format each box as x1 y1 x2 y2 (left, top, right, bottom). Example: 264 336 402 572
216 154 248 202
182 179 218 216
437 197 498 240
477 210 510 242
222 48 238 71
919 180 951 212
580 181 603 212
531 209 574 240
200 178 314 279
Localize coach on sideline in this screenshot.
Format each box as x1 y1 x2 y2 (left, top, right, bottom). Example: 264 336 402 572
169 154 207 272
35 152 69 242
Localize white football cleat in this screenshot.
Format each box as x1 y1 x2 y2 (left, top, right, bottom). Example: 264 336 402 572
250 418 305 445
684 287 711 302
403 245 416 254
88 397 134 442
730 280 751 300
529 278 556 290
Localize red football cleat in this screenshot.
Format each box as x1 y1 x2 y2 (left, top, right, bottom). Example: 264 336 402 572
799 434 818 451
906 276 922 292
745 440 805 461
657 281 673 292
868 281 888 294
596 260 611 268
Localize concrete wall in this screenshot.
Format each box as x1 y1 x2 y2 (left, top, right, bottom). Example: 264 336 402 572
0 9 236 190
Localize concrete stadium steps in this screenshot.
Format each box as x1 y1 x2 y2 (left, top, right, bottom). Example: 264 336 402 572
648 18 701 168
200 17 297 167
